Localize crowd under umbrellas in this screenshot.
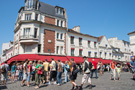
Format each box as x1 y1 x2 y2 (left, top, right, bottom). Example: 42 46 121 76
0 56 135 90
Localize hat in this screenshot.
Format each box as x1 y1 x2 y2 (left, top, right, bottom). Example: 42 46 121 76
83 56 87 59
58 60 61 62
45 59 48 61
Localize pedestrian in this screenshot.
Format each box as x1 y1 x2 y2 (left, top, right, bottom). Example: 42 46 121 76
80 56 92 89
64 61 70 83
31 61 36 81
70 58 79 90
11 63 17 82
91 59 98 79
97 60 103 76
48 58 57 85
27 61 32 87
0 61 9 86
68 59 72 80
116 63 121 80
129 56 135 80
21 59 29 86
15 63 20 81
110 61 116 81
19 62 23 81
43 59 49 83
35 62 43 89
57 60 63 86
106 64 110 72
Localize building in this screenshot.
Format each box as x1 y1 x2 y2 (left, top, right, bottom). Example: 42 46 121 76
1 0 131 64
128 31 135 56
98 36 112 59
14 0 67 56
1 41 13 63
108 37 131 62
67 27 99 58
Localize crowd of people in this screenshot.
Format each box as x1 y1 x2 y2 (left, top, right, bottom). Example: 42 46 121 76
0 56 135 90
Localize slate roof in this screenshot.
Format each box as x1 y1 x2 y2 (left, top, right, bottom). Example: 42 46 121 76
38 1 66 19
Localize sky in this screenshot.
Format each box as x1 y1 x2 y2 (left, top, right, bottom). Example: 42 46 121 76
0 0 135 54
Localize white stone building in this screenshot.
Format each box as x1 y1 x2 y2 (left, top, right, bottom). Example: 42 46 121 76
67 27 99 58
128 31 135 56
1 41 13 63
108 37 131 62
98 36 112 59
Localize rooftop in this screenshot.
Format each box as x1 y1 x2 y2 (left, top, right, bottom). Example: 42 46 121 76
128 31 135 35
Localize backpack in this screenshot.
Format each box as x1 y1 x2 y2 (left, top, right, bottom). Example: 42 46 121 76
1 64 6 73
84 61 92 72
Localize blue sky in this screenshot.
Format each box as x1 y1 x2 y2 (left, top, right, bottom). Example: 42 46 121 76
0 0 135 54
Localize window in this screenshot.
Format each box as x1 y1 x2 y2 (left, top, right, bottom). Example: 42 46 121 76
38 44 41 53
71 48 74 56
57 33 59 39
105 52 107 59
95 52 97 58
25 14 31 20
24 28 30 37
105 44 108 48
57 20 59 26
61 21 63 27
71 36 74 44
34 28 38 38
60 33 63 39
79 38 82 46
88 51 91 57
60 46 63 54
27 0 32 9
56 46 59 54
94 42 97 48
88 41 91 47
48 49 51 52
100 52 102 57
60 8 63 15
35 14 38 21
79 49 83 56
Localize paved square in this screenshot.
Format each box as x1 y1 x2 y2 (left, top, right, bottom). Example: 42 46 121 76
0 72 134 90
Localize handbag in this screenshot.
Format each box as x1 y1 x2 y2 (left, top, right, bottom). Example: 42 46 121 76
37 69 43 75
72 69 79 75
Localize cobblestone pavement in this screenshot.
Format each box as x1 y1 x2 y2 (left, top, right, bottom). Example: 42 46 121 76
0 72 134 90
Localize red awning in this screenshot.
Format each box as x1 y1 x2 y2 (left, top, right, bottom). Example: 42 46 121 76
101 59 112 64
7 54 69 64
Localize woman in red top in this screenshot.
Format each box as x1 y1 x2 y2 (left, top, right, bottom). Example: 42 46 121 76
27 61 32 87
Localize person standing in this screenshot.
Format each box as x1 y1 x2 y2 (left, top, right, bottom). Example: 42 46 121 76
43 59 49 83
11 63 17 82
91 59 98 79
0 62 9 85
64 61 70 83
27 61 32 87
116 63 121 80
97 61 103 76
49 58 57 85
110 61 116 81
21 59 29 86
130 56 135 80
57 60 63 86
80 56 92 89
70 58 79 90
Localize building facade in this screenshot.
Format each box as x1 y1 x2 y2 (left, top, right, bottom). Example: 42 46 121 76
108 37 131 62
128 31 135 56
0 0 132 64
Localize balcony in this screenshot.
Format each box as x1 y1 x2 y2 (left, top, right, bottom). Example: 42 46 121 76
19 35 39 44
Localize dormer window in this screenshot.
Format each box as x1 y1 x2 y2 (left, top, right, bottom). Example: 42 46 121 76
56 7 64 16
25 0 39 10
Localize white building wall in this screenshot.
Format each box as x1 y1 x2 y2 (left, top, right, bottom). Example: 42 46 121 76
67 33 98 57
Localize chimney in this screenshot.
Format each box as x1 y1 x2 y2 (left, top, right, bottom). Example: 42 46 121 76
72 26 80 33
